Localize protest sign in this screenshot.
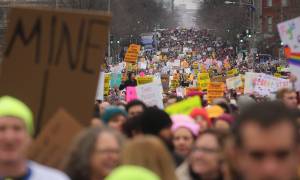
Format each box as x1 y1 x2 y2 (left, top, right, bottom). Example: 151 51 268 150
165 96 202 115
274 73 282 78
207 82 225 103
277 17 300 52
253 74 291 96
124 44 141 63
110 73 122 88
197 73 210 90
170 78 180 90
0 7 110 132
226 75 243 89
136 76 154 85
28 108 83 170
226 68 238 77
244 72 261 94
104 74 111 96
126 86 137 102
136 82 164 109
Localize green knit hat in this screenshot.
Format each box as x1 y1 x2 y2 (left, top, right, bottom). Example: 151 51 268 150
105 165 160 180
0 96 34 136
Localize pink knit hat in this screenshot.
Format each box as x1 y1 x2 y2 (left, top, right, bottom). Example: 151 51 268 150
171 115 200 136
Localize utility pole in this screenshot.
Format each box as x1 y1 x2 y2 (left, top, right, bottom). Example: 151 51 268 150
107 0 111 64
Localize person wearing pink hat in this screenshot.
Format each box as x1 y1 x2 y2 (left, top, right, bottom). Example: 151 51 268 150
190 108 211 132
171 115 200 167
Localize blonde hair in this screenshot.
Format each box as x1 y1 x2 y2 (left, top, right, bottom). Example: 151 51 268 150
122 135 178 180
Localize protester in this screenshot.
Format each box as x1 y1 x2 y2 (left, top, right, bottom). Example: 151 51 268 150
176 129 226 180
121 136 178 180
276 88 298 109
125 100 147 118
0 96 69 180
171 115 200 166
64 127 124 180
119 72 137 90
232 101 300 180
190 107 211 131
101 106 127 132
138 107 173 150
213 113 234 132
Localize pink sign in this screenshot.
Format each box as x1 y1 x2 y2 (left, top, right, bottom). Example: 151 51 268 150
126 86 137 102
139 72 145 77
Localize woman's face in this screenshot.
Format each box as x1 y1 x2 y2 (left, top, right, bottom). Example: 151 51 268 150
189 134 222 177
173 127 194 157
195 116 209 131
89 132 121 179
108 115 126 132
214 120 230 131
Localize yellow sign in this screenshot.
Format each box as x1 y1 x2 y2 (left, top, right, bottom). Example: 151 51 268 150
207 82 225 104
227 68 238 77
274 73 282 78
104 74 111 96
165 96 202 115
136 76 153 85
197 73 210 90
124 44 141 63
170 79 180 90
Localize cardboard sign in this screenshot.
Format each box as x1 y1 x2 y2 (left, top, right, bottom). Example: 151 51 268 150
104 73 111 96
226 75 243 90
207 82 225 103
197 73 210 90
136 82 164 109
126 86 137 102
277 17 300 52
0 7 110 132
165 96 202 115
28 108 83 170
110 73 122 88
136 76 154 85
124 44 141 63
253 74 291 96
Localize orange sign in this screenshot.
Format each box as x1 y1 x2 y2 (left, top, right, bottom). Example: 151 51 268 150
124 44 141 63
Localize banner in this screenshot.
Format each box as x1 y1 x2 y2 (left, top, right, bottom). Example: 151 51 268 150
124 44 141 63
226 75 243 89
136 83 164 109
136 76 154 85
165 96 202 115
207 82 225 103
197 73 210 90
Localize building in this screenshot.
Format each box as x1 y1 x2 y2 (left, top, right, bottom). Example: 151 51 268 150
259 0 300 57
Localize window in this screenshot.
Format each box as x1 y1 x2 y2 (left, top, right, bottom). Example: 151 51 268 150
282 0 288 7
267 16 273 33
267 0 272 7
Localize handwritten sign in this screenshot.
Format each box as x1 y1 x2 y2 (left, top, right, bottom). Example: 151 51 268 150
226 75 243 90
207 82 225 104
165 96 202 115
0 7 110 132
124 44 141 63
136 83 164 109
28 108 83 170
277 17 300 52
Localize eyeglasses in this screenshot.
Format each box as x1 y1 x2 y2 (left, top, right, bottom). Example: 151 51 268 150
192 146 220 154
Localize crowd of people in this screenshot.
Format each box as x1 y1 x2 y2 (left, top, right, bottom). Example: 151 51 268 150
0 27 300 180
